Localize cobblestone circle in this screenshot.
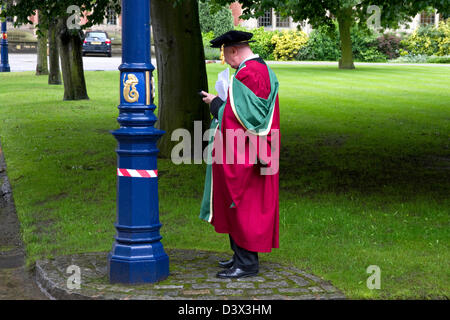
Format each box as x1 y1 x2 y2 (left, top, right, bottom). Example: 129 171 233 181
36 249 345 300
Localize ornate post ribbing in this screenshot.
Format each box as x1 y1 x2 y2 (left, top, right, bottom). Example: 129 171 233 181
107 0 169 284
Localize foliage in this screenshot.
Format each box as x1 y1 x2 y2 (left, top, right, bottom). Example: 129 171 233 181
203 33 221 60
297 21 387 62
271 30 308 61
390 53 450 63
235 26 278 60
296 25 340 61
427 55 450 63
204 46 221 60
199 1 234 60
198 0 234 37
376 33 403 59
210 0 449 38
210 0 449 67
350 23 387 62
202 30 216 46
202 31 221 60
400 20 450 57
356 47 387 62
390 53 430 63
247 26 278 60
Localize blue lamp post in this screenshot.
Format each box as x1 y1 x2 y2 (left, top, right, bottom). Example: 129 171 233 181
0 6 10 73
108 0 169 284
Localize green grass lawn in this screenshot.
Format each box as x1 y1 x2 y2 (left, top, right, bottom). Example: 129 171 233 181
0 64 449 299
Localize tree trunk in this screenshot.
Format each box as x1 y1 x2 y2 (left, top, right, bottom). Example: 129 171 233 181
337 7 355 70
48 19 61 85
151 0 210 159
35 12 48 76
57 17 88 100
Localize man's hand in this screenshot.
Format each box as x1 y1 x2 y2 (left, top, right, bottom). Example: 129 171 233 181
201 91 217 105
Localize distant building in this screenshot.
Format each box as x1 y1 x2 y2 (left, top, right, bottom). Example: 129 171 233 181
5 3 445 40
7 6 122 39
230 3 311 33
229 2 445 35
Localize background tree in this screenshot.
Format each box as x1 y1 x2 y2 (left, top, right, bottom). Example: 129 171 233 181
212 0 449 69
1 0 121 99
35 11 48 76
48 17 61 85
57 13 88 100
151 0 210 158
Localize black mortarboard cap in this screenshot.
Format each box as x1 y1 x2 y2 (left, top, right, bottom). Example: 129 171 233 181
210 30 255 48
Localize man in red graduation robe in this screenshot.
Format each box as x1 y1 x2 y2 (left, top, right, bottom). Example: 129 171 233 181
200 30 280 279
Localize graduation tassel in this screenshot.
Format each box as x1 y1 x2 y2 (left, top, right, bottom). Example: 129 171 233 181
220 44 225 65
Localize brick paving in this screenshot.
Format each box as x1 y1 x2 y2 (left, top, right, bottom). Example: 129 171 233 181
36 249 345 300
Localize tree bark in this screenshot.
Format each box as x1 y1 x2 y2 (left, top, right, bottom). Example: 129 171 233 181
57 17 89 100
35 12 48 76
337 7 355 70
48 19 61 85
151 0 210 159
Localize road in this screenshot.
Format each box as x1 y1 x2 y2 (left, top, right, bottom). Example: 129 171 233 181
7 53 157 72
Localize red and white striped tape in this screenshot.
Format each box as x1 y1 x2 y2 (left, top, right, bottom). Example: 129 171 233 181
117 168 158 178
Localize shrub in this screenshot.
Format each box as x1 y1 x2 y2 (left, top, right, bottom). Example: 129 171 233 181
234 26 277 60
391 54 450 64
205 25 278 61
377 33 402 59
296 24 340 61
204 46 221 60
202 31 215 46
350 23 387 62
400 20 450 57
390 53 429 63
437 20 450 56
427 55 450 63
249 27 277 60
357 47 388 62
202 31 220 60
199 1 234 38
271 30 308 61
297 21 387 62
199 2 234 61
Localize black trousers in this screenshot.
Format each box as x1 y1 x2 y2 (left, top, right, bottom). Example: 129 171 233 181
229 235 259 271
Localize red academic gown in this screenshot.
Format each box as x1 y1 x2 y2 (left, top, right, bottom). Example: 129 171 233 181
211 59 280 253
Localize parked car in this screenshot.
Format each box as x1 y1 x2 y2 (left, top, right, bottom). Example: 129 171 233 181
82 31 112 57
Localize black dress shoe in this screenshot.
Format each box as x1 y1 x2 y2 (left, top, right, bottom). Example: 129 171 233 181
218 258 234 269
216 266 258 279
